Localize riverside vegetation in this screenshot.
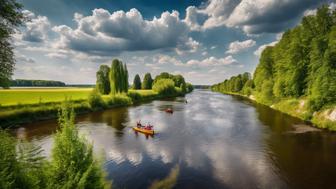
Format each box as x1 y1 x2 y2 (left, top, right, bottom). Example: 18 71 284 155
212 5 336 130
0 102 110 189
0 59 193 128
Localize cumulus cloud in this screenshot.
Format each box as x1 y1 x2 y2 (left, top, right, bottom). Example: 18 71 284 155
185 0 330 34
254 41 278 57
226 39 256 54
20 10 51 42
186 56 237 66
53 8 199 56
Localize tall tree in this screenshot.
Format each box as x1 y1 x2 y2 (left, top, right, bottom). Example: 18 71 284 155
133 74 141 89
0 0 25 88
142 73 153 89
110 59 128 94
96 65 110 94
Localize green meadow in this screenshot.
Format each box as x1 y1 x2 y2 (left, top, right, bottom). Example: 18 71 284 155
0 88 93 106
0 88 160 107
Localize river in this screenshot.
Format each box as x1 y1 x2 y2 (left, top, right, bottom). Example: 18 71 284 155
14 90 336 189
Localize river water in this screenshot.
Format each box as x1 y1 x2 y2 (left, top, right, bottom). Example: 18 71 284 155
14 90 336 189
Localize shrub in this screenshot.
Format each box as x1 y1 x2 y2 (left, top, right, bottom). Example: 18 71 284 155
152 79 177 96
106 94 132 107
88 90 105 110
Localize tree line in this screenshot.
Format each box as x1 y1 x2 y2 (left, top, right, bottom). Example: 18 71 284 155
96 59 193 95
11 79 66 87
212 5 336 112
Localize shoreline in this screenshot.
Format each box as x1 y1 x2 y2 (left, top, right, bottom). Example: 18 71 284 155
0 91 188 129
212 90 336 131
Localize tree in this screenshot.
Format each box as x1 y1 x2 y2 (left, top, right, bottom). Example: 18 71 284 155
152 79 176 95
110 59 128 94
96 65 110 94
0 0 25 88
49 103 109 188
133 74 141 89
142 73 153 89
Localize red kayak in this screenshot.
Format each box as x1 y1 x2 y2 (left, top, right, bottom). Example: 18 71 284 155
165 108 173 114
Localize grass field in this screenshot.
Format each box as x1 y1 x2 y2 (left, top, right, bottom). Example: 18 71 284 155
0 88 160 107
0 88 93 106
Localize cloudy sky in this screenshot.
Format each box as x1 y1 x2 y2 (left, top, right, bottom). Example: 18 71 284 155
13 0 333 85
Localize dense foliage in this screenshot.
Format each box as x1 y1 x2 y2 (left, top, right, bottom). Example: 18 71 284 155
152 78 177 95
0 103 110 188
50 104 109 188
0 0 25 88
11 79 66 87
212 72 253 95
96 65 111 94
142 73 153 89
153 72 186 88
212 5 336 112
110 59 129 94
133 74 141 89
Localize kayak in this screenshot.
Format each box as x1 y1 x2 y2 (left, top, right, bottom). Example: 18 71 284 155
133 126 155 135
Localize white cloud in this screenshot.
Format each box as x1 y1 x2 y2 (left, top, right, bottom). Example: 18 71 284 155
226 39 256 54
186 56 237 66
185 0 330 34
52 8 199 56
20 10 51 42
254 41 278 57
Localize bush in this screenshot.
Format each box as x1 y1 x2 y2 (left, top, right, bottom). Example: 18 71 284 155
106 94 132 107
128 91 142 102
152 79 177 96
88 90 105 109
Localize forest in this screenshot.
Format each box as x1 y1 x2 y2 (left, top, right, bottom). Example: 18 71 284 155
10 79 66 87
212 5 336 128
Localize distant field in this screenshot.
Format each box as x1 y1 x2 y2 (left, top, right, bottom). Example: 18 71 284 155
0 88 158 107
0 88 93 106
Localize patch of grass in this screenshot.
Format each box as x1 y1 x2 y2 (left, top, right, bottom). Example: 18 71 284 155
0 88 93 106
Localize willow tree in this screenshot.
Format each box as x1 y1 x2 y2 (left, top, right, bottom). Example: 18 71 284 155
110 59 128 94
142 73 153 89
96 65 110 94
133 74 141 89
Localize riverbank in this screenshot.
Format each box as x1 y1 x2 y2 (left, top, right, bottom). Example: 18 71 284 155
212 90 336 131
0 88 189 129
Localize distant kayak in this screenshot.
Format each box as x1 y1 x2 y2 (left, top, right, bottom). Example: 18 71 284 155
165 108 173 114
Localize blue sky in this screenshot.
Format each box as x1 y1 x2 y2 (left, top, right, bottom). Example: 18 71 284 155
13 0 334 85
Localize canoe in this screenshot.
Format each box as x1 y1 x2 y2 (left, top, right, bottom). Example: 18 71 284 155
133 126 155 135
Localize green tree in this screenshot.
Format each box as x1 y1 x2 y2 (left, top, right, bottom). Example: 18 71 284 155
110 59 128 94
152 79 176 95
96 65 110 95
49 103 109 189
0 0 25 88
133 74 141 89
142 73 153 89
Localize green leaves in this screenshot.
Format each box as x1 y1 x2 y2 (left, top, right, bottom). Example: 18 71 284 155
110 59 129 94
142 73 153 89
133 74 142 89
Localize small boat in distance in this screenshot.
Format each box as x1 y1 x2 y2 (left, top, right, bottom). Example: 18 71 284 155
165 108 173 114
133 121 155 135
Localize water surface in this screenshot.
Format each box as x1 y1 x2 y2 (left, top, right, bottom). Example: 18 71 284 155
15 90 336 189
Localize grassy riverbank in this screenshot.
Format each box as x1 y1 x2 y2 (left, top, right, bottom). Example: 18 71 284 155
0 88 188 128
212 90 336 131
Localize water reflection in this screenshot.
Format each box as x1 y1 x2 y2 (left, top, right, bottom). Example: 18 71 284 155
13 90 336 189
